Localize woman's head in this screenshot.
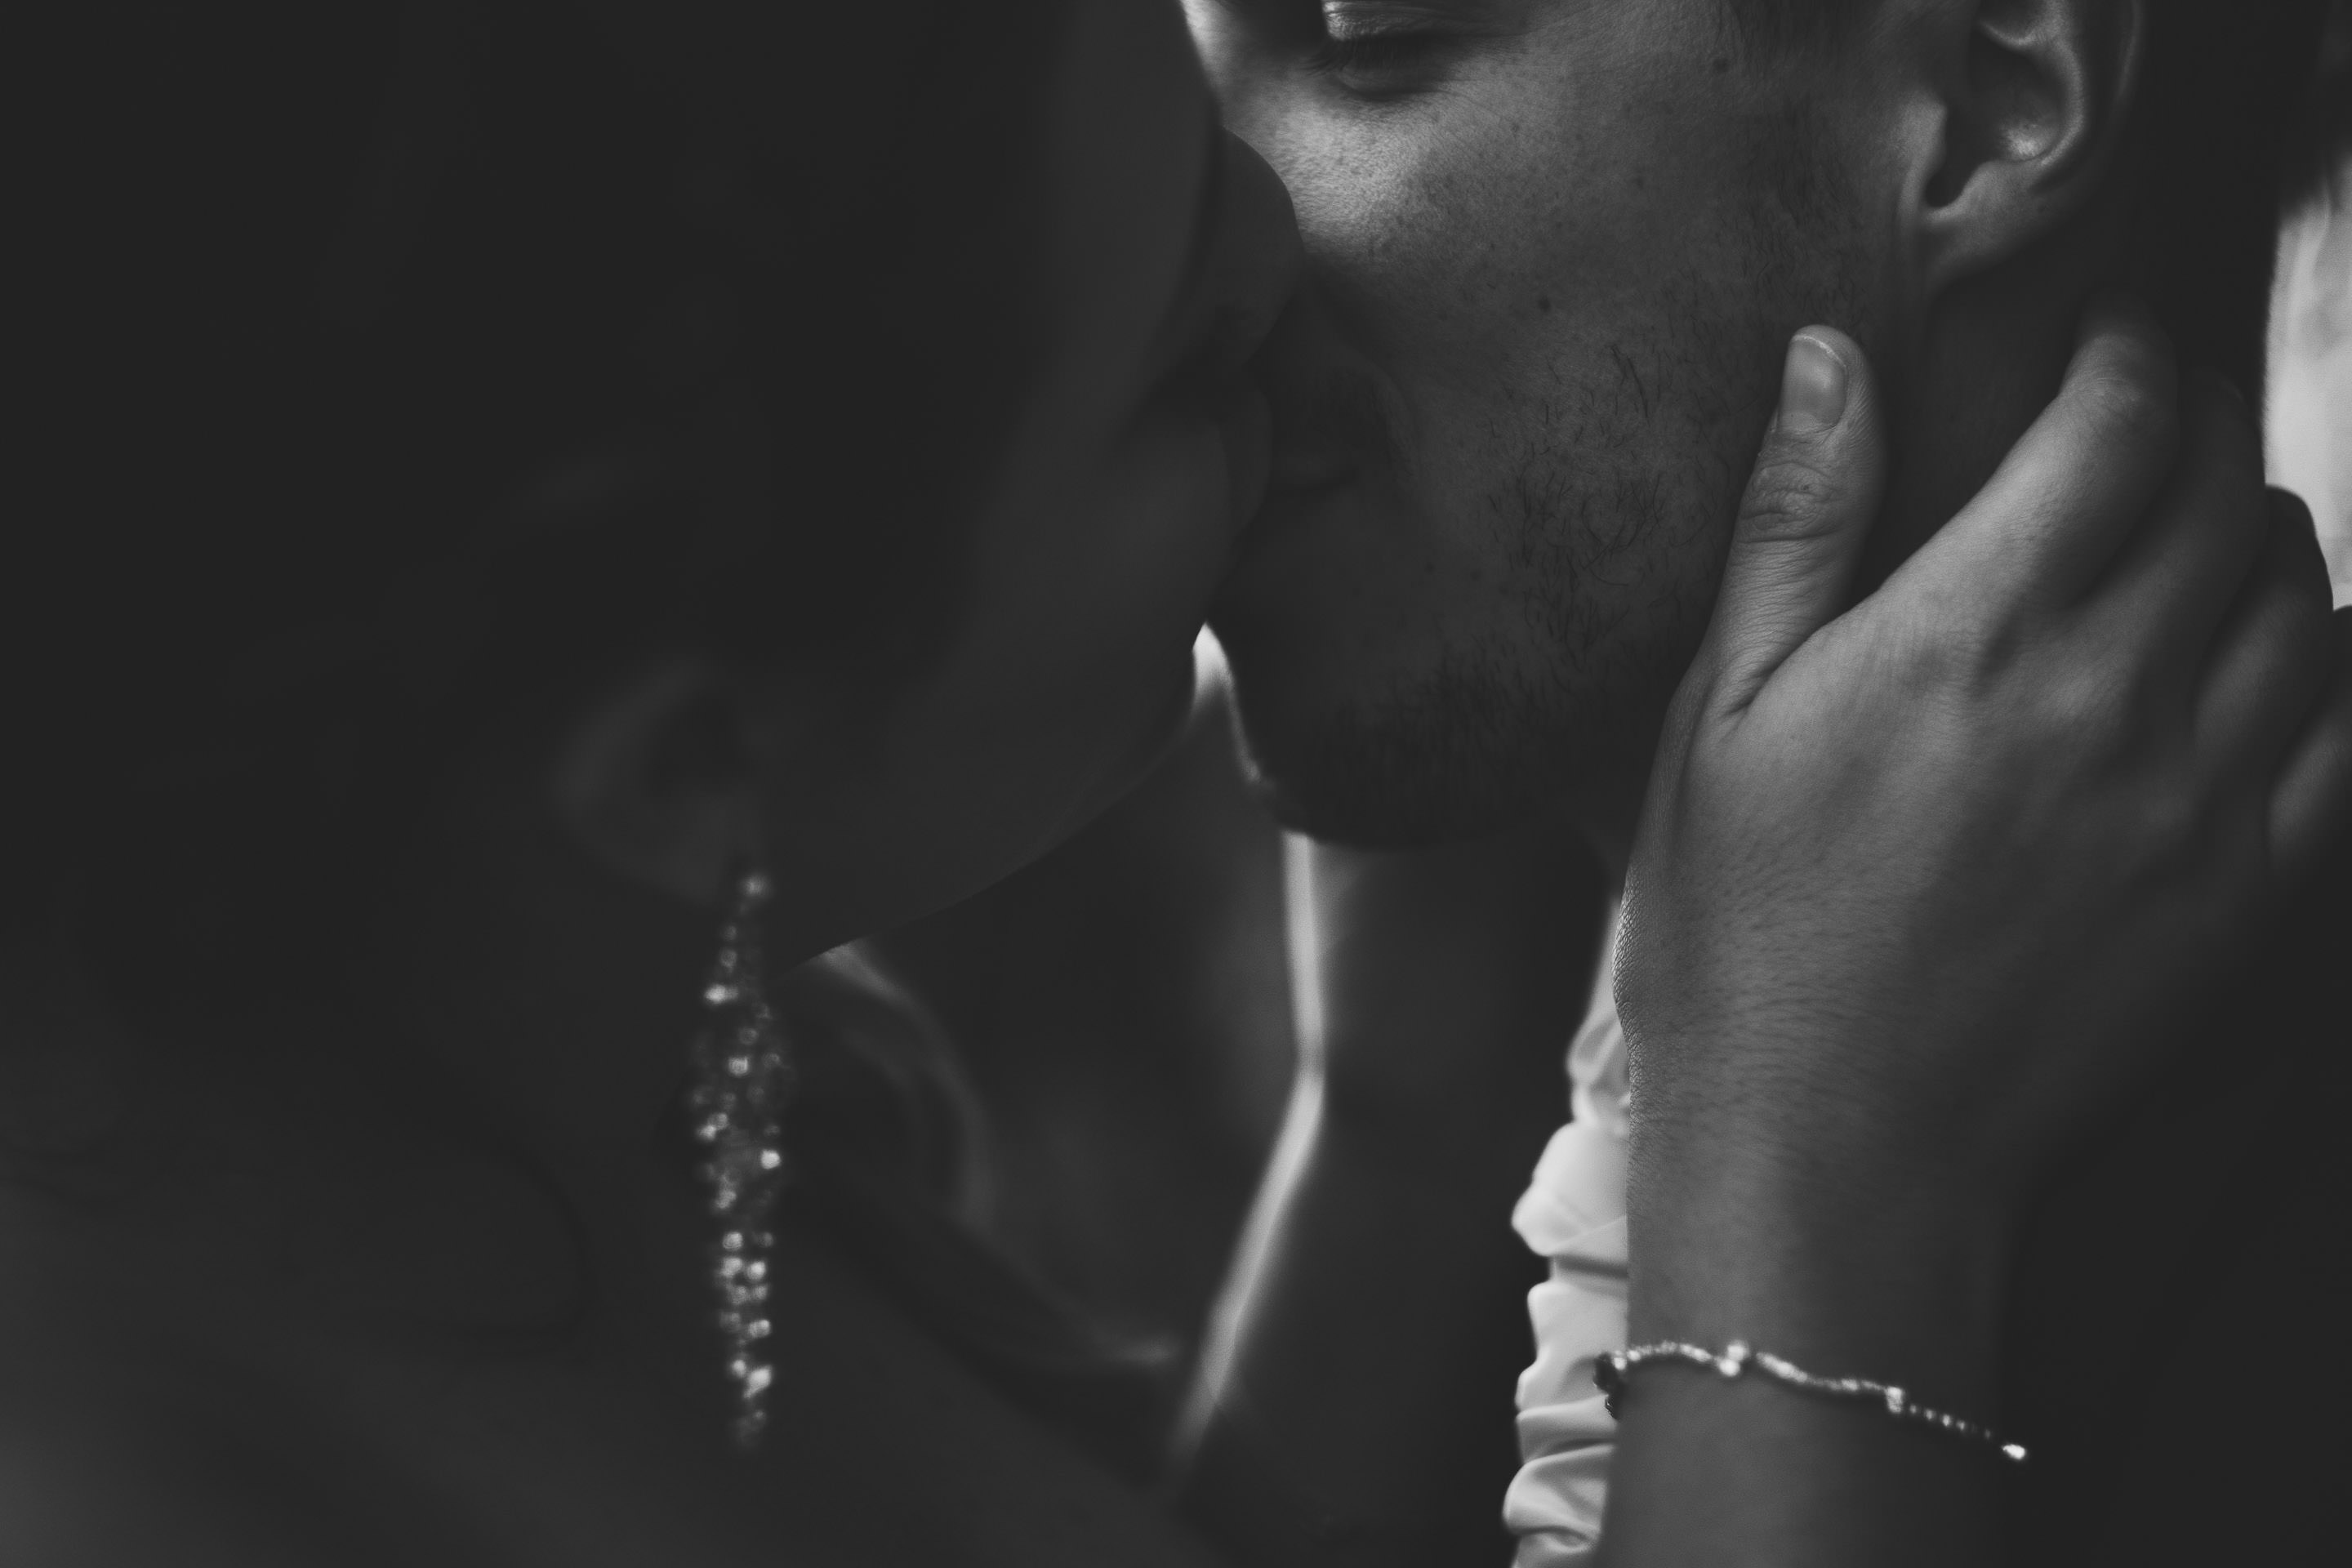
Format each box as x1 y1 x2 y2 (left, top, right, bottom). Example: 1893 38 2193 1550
716 0 1303 926
526 0 1303 940
14 0 1298 1010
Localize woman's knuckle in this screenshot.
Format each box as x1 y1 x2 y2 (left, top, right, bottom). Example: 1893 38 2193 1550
2048 675 2130 753
2077 367 2176 453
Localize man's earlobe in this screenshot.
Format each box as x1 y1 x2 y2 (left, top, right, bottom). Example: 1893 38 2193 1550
549 660 764 910
1907 0 2145 292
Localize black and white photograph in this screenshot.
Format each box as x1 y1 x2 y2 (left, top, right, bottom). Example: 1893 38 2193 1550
7 2 2350 1563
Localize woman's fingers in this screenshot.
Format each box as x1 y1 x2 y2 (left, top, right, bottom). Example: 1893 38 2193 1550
2193 491 2336 783
2079 374 2274 695
2269 606 2352 878
1701 327 1888 714
1912 297 2178 616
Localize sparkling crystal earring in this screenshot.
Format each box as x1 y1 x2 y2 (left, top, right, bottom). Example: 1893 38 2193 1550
684 864 797 1447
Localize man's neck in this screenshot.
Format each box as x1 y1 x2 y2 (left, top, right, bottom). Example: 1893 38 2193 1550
1864 310 2081 595
1860 175 2138 595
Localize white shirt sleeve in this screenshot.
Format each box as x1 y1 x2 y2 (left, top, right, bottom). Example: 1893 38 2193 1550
1503 944 1630 1568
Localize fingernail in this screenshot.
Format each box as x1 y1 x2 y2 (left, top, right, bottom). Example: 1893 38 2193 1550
1778 334 1847 435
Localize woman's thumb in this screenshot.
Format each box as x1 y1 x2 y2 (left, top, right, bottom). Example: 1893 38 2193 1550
1704 327 1888 711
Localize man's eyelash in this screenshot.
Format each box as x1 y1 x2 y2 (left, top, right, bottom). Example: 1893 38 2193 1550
1304 29 1442 75
1303 2 1460 78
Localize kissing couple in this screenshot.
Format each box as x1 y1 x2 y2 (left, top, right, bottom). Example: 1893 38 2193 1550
6 2 2345 1566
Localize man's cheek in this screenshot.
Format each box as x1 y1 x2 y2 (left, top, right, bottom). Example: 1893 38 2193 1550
1313 207 1539 394
1374 163 1597 360
1289 111 1525 285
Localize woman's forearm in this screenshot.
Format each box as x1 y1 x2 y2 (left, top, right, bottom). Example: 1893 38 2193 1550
1597 1140 2013 1567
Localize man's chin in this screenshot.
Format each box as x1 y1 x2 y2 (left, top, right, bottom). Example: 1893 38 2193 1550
1215 648 1586 850
1207 466 1681 850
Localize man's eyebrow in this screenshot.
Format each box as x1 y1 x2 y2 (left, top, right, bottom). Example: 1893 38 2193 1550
1164 109 1230 333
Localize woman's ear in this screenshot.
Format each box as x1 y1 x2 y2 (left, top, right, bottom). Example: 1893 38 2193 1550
1902 0 2146 296
548 660 764 909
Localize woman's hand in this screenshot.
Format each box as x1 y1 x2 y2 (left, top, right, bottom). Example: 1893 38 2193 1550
1594 301 2351 1568
1619 301 2351 1220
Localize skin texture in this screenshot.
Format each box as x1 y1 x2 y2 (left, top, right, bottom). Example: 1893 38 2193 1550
1190 0 2155 849
1194 0 1884 845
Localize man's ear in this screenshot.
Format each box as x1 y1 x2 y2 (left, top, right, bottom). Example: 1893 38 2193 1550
548 660 764 909
1903 0 2147 294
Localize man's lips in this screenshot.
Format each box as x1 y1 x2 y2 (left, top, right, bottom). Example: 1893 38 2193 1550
1208 446 1368 627
1222 422 1377 583
1257 359 1397 499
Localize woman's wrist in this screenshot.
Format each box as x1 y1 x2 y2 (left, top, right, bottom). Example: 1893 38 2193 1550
1600 1131 2017 1568
1624 1125 2012 1419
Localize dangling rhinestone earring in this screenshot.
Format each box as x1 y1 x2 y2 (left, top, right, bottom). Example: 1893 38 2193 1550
685 864 797 1447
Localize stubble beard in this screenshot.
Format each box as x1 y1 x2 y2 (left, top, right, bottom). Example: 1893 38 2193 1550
1227 274 1776 851
1226 109 1868 850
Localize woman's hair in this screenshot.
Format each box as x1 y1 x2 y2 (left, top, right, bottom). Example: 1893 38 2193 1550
10 0 1071 1017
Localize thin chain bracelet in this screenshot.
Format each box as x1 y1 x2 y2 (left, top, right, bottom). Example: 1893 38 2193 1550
1595 1339 2028 1463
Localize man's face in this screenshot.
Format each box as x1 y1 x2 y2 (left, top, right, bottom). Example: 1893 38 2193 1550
1194 0 1886 844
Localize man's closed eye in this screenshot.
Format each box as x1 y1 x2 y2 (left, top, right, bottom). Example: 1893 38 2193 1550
1308 2 1508 92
